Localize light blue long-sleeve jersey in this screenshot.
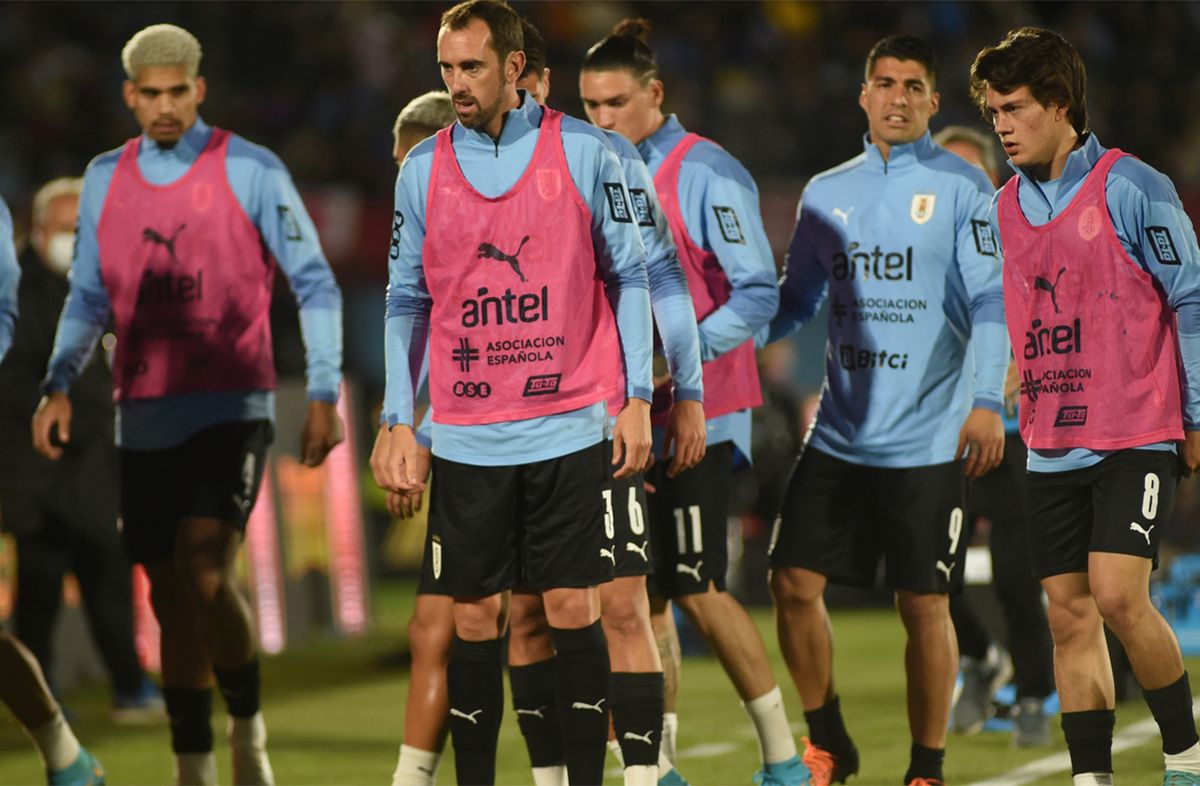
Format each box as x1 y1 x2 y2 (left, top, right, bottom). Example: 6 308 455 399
638 116 779 463
43 117 344 450
384 94 653 466
0 196 18 362
770 131 1008 468
988 134 1200 472
603 128 703 404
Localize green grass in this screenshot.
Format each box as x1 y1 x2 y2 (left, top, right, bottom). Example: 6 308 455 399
0 580 1192 785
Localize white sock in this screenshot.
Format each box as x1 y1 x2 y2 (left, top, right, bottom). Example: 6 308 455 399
1166 742 1200 773
176 752 218 786
393 744 440 786
662 712 679 765
608 738 626 766
624 764 658 786
229 712 267 750
658 747 674 773
743 686 798 764
531 764 568 786
1072 773 1113 786
27 711 80 771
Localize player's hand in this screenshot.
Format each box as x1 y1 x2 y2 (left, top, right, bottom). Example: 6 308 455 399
300 400 344 467
31 392 72 460
956 406 1005 480
1002 361 1020 419
612 398 652 479
378 424 426 493
1181 430 1200 476
387 446 432 517
663 399 706 478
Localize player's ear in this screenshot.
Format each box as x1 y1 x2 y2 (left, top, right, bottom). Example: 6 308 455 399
122 80 137 111
194 76 207 106
506 50 526 85
929 90 940 117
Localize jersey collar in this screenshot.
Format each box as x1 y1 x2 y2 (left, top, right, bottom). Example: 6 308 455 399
1006 133 1107 210
862 130 934 171
453 90 542 150
140 115 211 162
638 114 688 170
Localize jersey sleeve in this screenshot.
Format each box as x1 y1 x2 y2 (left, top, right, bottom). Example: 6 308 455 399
768 185 830 344
954 179 1006 412
0 197 19 362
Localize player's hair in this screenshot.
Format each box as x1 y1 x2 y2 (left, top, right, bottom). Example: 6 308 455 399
441 0 523 65
582 18 658 85
969 27 1089 135
519 18 546 80
31 177 84 228
394 92 457 140
933 125 998 177
865 34 938 88
121 24 202 79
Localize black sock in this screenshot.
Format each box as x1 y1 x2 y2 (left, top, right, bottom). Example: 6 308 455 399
213 658 261 718
509 658 564 767
1061 709 1115 776
611 672 664 767
904 743 945 783
163 687 214 754
551 622 610 786
448 636 504 785
805 695 852 753
1144 672 1200 755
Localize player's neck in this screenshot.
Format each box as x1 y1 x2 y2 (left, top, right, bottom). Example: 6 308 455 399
1029 130 1080 182
483 87 522 140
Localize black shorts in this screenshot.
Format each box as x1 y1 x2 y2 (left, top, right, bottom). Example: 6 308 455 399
425 442 613 596
1027 448 1179 578
646 442 734 598
769 446 966 594
119 420 273 565
606 441 653 578
417 475 449 596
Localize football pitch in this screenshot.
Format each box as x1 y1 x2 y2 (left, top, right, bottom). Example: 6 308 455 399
0 580 1191 785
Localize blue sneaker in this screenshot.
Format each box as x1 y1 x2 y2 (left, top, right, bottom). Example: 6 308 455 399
1165 772 1200 785
112 676 165 724
47 747 106 785
659 767 690 786
754 755 812 786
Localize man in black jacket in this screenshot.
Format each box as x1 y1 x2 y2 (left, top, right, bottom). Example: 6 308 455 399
0 177 161 721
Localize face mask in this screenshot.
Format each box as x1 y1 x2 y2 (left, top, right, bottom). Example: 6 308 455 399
44 231 75 275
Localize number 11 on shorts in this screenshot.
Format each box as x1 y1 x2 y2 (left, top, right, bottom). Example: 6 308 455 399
674 506 702 554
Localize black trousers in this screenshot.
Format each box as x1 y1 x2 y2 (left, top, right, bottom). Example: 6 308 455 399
951 434 1056 700
15 518 144 696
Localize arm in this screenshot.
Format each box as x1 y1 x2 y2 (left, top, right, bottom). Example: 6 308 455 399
0 197 18 362
681 153 778 360
954 180 1006 478
768 187 830 344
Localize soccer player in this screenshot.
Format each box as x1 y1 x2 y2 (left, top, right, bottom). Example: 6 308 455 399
971 27 1200 785
375 2 653 783
31 24 345 786
499 19 704 786
376 89 457 786
580 20 809 786
0 177 164 724
766 36 1007 786
932 125 1056 747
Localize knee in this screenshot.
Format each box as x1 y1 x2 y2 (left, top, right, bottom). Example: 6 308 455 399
542 588 599 629
454 596 507 641
896 592 949 630
1091 585 1145 634
600 592 647 645
409 598 455 661
1045 594 1100 645
770 567 823 607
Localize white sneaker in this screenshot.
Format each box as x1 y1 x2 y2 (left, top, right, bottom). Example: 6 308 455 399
229 714 275 786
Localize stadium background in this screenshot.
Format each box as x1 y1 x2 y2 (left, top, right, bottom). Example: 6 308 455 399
1 1 1200 784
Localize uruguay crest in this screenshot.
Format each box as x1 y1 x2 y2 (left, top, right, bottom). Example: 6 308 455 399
911 193 936 225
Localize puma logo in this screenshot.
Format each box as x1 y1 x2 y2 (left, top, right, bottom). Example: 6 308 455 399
600 547 616 566
626 540 649 562
477 236 530 282
676 561 703 582
142 224 187 265
832 206 854 227
417 766 434 776
516 706 546 720
571 698 606 714
1033 266 1067 314
935 560 955 582
1130 521 1155 545
623 730 654 745
450 708 483 725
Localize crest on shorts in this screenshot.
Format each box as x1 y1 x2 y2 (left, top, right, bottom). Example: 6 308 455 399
536 169 562 201
910 193 936 224
432 539 442 580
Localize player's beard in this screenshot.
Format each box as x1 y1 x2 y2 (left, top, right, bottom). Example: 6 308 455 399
455 89 505 132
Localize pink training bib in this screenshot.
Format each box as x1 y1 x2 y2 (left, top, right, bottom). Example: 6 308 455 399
97 128 276 402
999 148 1183 450
652 133 762 426
422 108 623 425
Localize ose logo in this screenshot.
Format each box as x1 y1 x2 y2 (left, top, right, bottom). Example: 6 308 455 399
452 381 491 398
